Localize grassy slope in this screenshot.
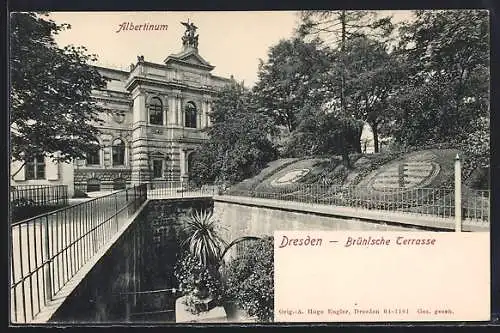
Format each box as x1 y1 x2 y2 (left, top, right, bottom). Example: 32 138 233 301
226 148 488 220
227 158 300 195
228 148 487 194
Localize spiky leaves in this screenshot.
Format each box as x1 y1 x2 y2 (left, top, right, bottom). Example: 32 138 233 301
182 209 227 268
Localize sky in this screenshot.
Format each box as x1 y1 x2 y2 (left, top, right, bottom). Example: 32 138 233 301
48 11 414 87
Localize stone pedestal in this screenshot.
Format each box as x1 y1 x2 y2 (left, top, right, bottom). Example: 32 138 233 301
175 296 227 323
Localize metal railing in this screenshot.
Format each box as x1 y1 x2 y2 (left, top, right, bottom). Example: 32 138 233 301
10 185 68 205
145 180 489 224
10 184 147 323
11 185 69 223
146 181 219 199
227 184 490 224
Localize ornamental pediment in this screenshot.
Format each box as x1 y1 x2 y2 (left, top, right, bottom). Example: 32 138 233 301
164 50 215 71
182 54 209 66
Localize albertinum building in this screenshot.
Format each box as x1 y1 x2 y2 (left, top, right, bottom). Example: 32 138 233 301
74 23 231 191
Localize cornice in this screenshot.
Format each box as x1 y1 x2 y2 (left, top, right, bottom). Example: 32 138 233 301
126 76 218 95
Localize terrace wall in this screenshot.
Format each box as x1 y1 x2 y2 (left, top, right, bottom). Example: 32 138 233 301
212 197 417 243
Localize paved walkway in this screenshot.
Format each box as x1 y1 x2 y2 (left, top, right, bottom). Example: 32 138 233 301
10 191 139 323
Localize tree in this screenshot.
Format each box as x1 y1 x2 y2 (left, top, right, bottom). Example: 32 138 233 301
390 10 489 158
285 103 361 157
253 37 365 158
342 36 404 152
298 10 394 165
253 38 331 133
10 12 107 176
190 82 277 185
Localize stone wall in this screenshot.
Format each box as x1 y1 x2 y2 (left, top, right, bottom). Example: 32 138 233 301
212 200 416 243
49 198 213 323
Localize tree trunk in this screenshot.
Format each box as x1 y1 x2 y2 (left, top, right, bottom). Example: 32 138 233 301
372 123 380 153
339 11 350 167
353 122 363 153
340 11 347 118
342 147 351 168
11 161 26 180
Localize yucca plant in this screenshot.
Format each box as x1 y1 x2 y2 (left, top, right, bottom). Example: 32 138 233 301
182 209 262 268
181 209 228 268
176 208 263 315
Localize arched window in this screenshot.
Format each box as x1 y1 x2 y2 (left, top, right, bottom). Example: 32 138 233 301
112 139 125 166
149 97 163 125
86 139 101 165
185 102 197 128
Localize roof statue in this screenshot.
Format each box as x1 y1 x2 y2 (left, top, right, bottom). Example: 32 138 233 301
181 19 199 50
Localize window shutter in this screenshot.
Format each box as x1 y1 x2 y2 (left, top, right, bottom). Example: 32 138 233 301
12 160 25 181
46 158 59 180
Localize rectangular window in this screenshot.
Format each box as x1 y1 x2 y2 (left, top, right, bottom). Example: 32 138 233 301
153 160 163 179
25 154 45 180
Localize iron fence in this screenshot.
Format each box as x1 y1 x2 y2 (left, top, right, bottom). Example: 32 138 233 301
146 181 220 199
227 184 490 224
11 185 69 221
11 185 68 205
10 184 147 323
145 181 489 224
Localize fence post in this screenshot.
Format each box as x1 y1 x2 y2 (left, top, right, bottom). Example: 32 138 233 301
44 215 52 302
454 154 462 232
134 185 137 210
115 194 119 231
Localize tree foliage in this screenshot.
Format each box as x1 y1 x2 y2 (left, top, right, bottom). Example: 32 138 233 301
224 236 274 322
10 12 107 165
190 82 277 186
293 11 395 164
342 36 405 152
390 10 489 152
253 37 366 159
298 10 394 46
253 38 331 133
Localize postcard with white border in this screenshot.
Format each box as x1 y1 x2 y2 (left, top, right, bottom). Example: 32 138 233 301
8 9 490 325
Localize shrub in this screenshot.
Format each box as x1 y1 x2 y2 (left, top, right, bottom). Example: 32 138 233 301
174 251 224 314
11 197 36 208
224 236 274 322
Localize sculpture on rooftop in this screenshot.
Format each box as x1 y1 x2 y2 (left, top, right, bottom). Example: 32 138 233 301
181 20 199 49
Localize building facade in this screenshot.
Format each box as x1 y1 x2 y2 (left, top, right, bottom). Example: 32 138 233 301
74 26 231 191
11 156 75 197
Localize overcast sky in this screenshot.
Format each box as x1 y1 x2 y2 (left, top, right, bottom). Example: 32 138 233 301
49 11 414 87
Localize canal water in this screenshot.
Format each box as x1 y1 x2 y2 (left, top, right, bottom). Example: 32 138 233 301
49 198 214 323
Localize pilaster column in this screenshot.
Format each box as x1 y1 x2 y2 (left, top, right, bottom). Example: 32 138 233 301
203 97 211 128
167 96 175 125
206 101 212 127
163 96 168 126
130 87 149 184
176 92 183 126
179 148 186 178
199 101 205 128
131 88 147 125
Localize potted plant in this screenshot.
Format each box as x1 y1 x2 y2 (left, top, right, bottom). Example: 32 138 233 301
174 209 261 321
